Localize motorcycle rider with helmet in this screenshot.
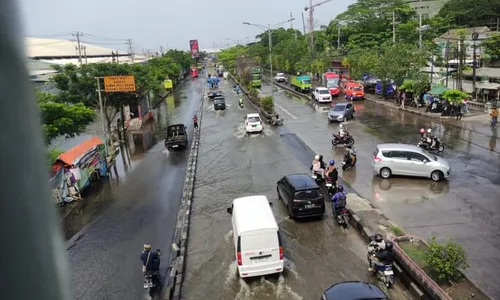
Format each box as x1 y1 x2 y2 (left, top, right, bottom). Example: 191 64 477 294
325 160 338 185
343 146 357 169
238 97 244 108
331 185 347 221
338 124 347 142
311 155 325 177
371 241 395 273
427 128 437 149
367 233 386 271
141 244 161 284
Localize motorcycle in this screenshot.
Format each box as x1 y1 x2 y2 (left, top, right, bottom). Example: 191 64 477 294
239 102 244 109
335 207 350 229
367 244 394 288
331 133 355 147
342 152 357 171
266 117 284 126
311 170 325 185
143 250 162 297
417 137 444 152
325 177 337 197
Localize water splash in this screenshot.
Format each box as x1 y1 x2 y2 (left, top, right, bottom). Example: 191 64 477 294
224 230 233 243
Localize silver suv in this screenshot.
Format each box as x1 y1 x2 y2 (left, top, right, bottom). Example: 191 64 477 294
372 143 451 182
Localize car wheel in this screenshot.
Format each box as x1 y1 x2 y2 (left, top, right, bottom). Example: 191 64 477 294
431 170 443 182
380 167 392 179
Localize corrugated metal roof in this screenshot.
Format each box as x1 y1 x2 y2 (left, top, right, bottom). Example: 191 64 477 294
25 37 128 58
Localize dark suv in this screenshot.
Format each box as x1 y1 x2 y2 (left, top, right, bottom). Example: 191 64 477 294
277 174 325 219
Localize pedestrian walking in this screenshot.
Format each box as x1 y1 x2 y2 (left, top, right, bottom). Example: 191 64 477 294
193 115 199 130
491 107 498 127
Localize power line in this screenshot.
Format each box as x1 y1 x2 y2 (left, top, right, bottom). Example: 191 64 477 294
80 40 128 46
80 32 129 41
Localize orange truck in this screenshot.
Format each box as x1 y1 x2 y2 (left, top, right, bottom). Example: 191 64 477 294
343 81 365 100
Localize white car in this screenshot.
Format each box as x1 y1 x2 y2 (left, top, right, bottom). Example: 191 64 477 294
313 87 332 103
244 113 263 134
274 73 286 83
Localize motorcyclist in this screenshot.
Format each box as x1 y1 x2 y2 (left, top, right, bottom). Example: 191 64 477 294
325 160 338 185
331 185 347 220
311 155 324 177
367 233 386 271
371 241 395 273
344 146 356 167
235 83 241 95
419 128 426 140
338 124 347 142
318 155 326 169
141 244 161 283
427 128 436 149
271 114 281 126
238 97 244 107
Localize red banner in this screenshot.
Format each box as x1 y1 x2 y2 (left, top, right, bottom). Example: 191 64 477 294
189 40 199 57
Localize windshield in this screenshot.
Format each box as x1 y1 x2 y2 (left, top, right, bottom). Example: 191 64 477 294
332 105 345 112
353 87 362 91
421 149 437 161
295 189 321 200
319 90 330 94
277 73 284 77
326 78 339 88
302 80 311 85
214 99 224 104
247 116 260 122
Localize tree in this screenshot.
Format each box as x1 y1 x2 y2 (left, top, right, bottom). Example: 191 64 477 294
424 236 469 282
482 33 500 62
442 89 468 104
437 0 500 27
37 91 95 144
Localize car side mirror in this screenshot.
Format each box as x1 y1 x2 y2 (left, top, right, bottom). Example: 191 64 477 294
226 207 233 214
269 202 273 207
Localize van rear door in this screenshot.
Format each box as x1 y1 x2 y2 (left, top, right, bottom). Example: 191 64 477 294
239 230 281 268
293 189 323 209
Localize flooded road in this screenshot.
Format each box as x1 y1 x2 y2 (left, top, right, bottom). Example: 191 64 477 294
263 82 500 297
183 79 412 299
67 78 204 300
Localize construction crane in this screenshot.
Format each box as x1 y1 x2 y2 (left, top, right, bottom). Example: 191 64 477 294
304 0 332 50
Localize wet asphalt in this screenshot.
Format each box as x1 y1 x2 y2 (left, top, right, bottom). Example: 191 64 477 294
262 82 500 298
182 79 412 300
66 78 204 300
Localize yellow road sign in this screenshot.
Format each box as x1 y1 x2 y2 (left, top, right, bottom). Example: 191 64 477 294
103 75 136 92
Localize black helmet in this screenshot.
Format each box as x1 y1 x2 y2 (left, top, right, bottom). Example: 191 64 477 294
337 185 344 192
374 233 383 243
385 241 394 250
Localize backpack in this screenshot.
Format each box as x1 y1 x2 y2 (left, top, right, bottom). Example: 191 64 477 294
336 193 347 207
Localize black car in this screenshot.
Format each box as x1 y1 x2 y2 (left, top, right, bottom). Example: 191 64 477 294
322 281 388 300
277 173 325 219
214 96 226 110
164 124 188 151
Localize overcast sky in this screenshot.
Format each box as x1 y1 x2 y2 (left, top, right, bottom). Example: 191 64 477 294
18 0 354 53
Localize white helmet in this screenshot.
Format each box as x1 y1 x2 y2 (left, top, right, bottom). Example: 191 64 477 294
427 128 432 133
314 155 320 160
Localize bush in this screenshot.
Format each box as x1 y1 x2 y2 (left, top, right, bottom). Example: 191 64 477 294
424 236 469 282
248 87 259 101
390 226 405 236
260 96 274 114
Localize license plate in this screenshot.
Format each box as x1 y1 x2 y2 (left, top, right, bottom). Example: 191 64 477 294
384 270 394 275
305 204 315 209
172 145 178 148
252 125 257 127
326 183 333 187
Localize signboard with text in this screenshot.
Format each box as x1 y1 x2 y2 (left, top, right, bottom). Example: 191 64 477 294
103 75 136 92
164 79 173 89
189 39 199 58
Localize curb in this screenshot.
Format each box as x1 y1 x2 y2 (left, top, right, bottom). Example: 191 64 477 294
227 73 275 120
161 82 205 300
346 193 492 300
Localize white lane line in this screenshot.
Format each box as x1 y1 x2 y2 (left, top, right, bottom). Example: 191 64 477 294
276 104 298 120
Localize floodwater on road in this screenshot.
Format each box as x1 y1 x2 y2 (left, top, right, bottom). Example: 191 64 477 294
262 82 500 298
183 79 412 300
66 78 204 300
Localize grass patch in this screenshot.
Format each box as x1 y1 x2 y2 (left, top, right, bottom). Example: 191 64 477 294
399 240 427 269
390 225 405 236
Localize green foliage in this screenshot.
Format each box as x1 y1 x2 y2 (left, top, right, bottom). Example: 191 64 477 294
260 96 274 113
390 226 405 236
437 0 500 28
37 91 95 144
47 148 64 166
247 87 259 101
424 236 469 282
442 89 468 104
482 33 500 62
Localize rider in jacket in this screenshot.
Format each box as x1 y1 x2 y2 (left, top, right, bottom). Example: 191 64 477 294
367 233 387 271
338 124 347 142
325 160 338 185
371 241 395 272
331 185 347 219
141 244 161 283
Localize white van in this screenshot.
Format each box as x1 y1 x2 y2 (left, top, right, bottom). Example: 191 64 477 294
226 195 284 278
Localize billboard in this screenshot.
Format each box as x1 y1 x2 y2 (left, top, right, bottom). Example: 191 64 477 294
189 39 199 57
103 75 136 92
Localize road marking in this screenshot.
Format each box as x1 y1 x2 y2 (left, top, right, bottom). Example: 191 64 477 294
276 104 298 120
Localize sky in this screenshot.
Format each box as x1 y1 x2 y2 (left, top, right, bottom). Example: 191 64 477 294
18 0 355 53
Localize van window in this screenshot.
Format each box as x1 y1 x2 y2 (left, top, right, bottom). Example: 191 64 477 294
409 152 427 162
295 189 321 200
381 151 391 157
241 232 278 251
373 148 380 157
390 151 408 159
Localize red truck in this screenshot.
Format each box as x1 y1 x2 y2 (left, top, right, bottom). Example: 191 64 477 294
322 72 341 96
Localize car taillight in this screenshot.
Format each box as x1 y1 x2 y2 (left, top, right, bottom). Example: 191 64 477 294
373 155 382 162
260 121 262 125
245 122 248 126
279 246 284 260
237 252 242 265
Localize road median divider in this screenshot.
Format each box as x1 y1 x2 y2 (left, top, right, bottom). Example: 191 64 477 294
162 86 204 300
346 193 492 300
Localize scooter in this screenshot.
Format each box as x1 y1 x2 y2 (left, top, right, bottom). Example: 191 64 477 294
342 152 357 171
417 138 445 152
143 250 162 297
325 177 337 197
311 170 325 185
335 207 350 229
367 244 395 288
331 133 355 147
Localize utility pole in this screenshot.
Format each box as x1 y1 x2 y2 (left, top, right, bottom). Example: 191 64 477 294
72 31 83 65
304 0 333 51
291 12 297 40
160 45 164 55
472 31 479 100
418 0 423 48
83 46 88 64
445 39 450 87
301 12 307 35
337 25 341 50
127 39 134 63
96 77 109 155
392 11 396 44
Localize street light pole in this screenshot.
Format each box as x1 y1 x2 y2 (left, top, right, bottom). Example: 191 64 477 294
243 18 295 103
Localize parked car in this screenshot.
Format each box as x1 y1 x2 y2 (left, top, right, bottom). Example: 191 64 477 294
372 143 451 182
214 96 226 110
328 102 355 123
226 195 284 278
323 281 388 300
244 113 263 134
313 87 333 103
164 124 188 151
276 173 325 219
274 72 286 83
